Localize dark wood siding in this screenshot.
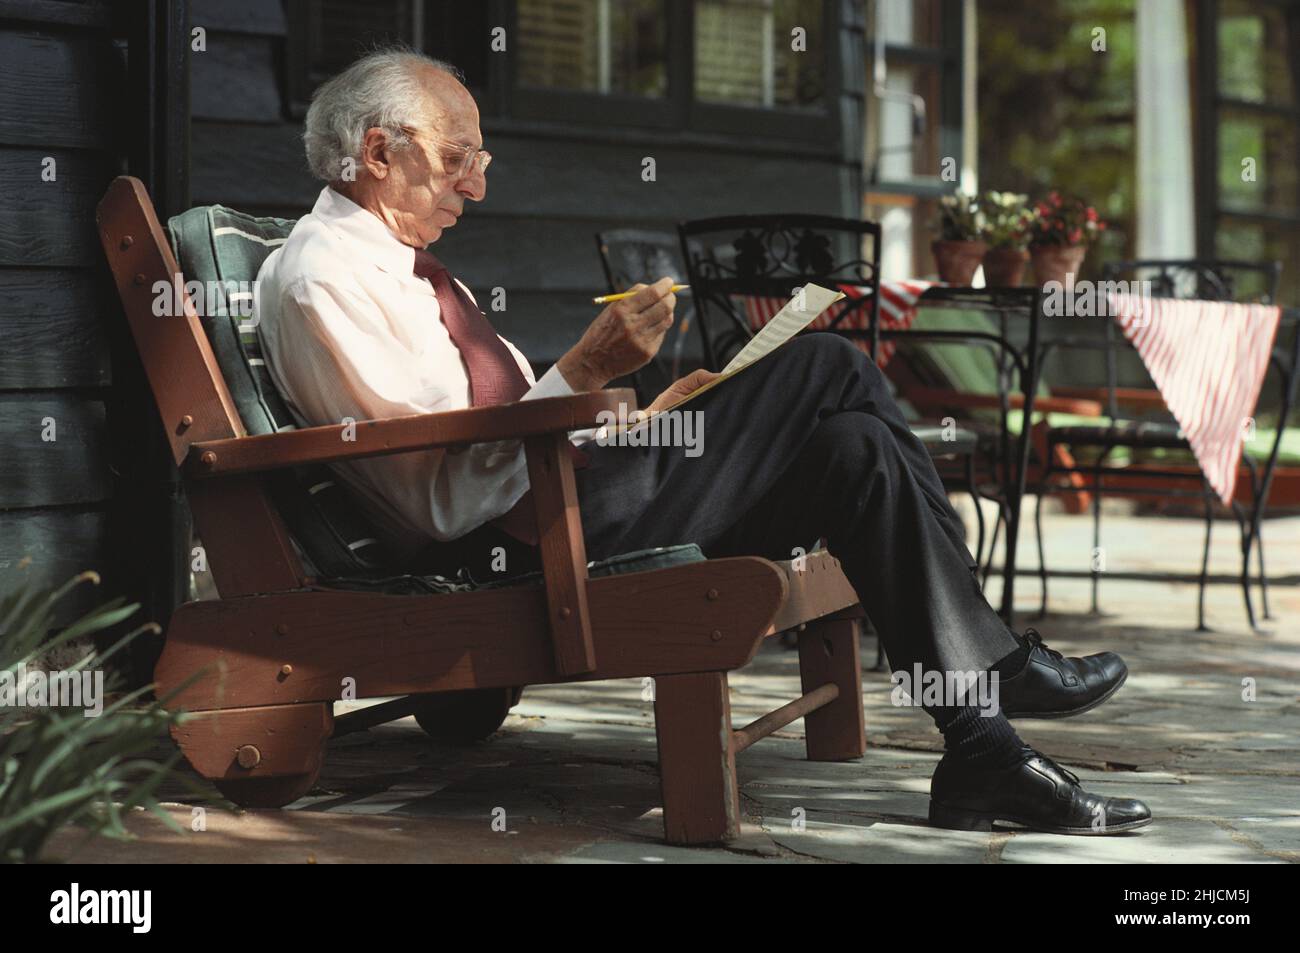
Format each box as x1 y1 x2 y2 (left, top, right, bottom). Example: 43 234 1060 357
0 0 124 625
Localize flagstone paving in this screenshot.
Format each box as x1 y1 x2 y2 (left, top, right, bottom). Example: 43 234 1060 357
47 510 1300 863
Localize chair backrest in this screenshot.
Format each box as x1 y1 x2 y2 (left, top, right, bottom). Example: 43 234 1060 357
1095 258 1285 420
677 214 882 370
596 228 688 295
595 227 699 387
165 204 399 579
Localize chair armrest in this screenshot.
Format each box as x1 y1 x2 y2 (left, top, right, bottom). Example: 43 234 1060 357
906 387 1104 417
1050 386 1167 412
184 389 634 478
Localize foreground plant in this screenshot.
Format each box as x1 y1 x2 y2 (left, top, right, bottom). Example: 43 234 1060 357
0 567 190 863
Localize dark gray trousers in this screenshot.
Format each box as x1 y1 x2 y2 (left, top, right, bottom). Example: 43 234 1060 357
415 333 1018 676
575 333 1018 675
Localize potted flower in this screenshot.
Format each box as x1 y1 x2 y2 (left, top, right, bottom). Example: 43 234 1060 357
1027 191 1106 288
979 190 1034 287
931 191 986 285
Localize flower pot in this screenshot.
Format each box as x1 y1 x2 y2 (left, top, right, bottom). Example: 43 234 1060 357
1030 244 1088 289
931 240 987 286
982 246 1030 288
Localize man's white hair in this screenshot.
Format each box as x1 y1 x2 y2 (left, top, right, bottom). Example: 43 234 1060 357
303 47 464 183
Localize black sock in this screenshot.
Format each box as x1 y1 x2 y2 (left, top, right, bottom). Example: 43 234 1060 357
991 632 1030 679
930 705 1025 768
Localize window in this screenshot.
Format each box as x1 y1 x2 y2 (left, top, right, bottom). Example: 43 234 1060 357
693 0 825 109
287 0 836 142
865 0 961 191
287 0 495 115
516 0 667 97
863 0 966 279
1199 0 1300 304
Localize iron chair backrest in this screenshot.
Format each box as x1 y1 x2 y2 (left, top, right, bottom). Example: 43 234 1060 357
677 214 883 371
596 227 689 294
595 227 699 386
1096 258 1284 422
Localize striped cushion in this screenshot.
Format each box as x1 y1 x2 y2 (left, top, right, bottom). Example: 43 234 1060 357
167 205 397 578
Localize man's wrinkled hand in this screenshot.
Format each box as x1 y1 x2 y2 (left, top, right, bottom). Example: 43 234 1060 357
646 368 723 415
556 276 678 392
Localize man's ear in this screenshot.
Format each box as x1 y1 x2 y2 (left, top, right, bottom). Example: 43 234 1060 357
360 127 392 180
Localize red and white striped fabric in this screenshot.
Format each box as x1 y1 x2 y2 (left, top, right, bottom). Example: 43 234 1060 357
737 280 937 367
1108 292 1281 504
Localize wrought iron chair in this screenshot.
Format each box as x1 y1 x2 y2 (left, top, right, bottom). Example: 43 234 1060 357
1035 259 1295 630
594 228 698 403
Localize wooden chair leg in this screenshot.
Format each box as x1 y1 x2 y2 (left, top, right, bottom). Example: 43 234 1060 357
798 615 867 761
654 671 740 845
172 702 333 808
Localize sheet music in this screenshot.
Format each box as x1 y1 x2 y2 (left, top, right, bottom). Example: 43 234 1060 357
611 283 845 434
657 282 846 412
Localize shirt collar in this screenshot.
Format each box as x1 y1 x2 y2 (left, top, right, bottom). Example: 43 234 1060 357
310 185 418 278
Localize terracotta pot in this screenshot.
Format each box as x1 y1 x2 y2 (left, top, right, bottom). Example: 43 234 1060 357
1030 244 1088 289
931 240 988 286
982 246 1030 288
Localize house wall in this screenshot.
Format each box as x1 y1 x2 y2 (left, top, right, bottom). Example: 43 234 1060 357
0 0 123 625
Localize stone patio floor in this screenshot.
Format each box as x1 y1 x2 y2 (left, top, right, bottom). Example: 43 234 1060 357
47 508 1300 863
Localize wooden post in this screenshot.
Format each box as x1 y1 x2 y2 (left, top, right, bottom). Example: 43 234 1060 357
797 614 867 761
654 671 740 844
524 433 596 676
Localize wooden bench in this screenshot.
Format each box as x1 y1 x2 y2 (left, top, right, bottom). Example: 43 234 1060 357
97 175 867 844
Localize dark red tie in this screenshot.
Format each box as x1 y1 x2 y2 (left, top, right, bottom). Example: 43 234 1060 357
414 249 532 405
413 249 587 544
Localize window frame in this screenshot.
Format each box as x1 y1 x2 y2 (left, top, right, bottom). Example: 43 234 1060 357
1194 0 1300 291
285 0 840 147
863 0 964 199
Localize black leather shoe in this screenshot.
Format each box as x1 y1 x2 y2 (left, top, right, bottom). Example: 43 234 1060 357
998 628 1127 719
929 746 1153 835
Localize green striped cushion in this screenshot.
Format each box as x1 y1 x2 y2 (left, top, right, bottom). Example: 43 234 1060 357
167 204 396 578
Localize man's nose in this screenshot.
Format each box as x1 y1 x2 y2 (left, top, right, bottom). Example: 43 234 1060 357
457 168 486 202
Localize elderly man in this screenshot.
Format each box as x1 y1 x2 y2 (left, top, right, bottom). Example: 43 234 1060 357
255 50 1151 836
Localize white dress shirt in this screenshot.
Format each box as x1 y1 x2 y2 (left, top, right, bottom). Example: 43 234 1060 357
254 185 588 564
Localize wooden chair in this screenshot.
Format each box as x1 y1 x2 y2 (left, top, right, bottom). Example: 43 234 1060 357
97 176 868 845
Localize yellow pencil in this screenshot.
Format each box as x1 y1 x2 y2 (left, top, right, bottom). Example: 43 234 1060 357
592 284 689 305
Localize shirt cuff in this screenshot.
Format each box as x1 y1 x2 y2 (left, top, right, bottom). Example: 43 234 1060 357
525 362 577 401
525 362 602 446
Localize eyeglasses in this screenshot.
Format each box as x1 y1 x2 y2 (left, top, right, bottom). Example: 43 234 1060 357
398 126 491 180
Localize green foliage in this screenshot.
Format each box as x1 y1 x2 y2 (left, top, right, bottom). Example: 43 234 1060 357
977 0 1136 273
0 569 191 863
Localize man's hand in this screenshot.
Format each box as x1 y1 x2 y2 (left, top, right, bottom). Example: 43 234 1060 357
555 276 678 392
646 368 724 415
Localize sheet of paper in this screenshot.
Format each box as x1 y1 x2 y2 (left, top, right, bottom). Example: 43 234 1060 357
654 282 845 413
612 282 845 434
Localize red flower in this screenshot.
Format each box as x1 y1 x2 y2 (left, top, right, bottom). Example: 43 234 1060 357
1068 228 1082 244
1086 207 1098 222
